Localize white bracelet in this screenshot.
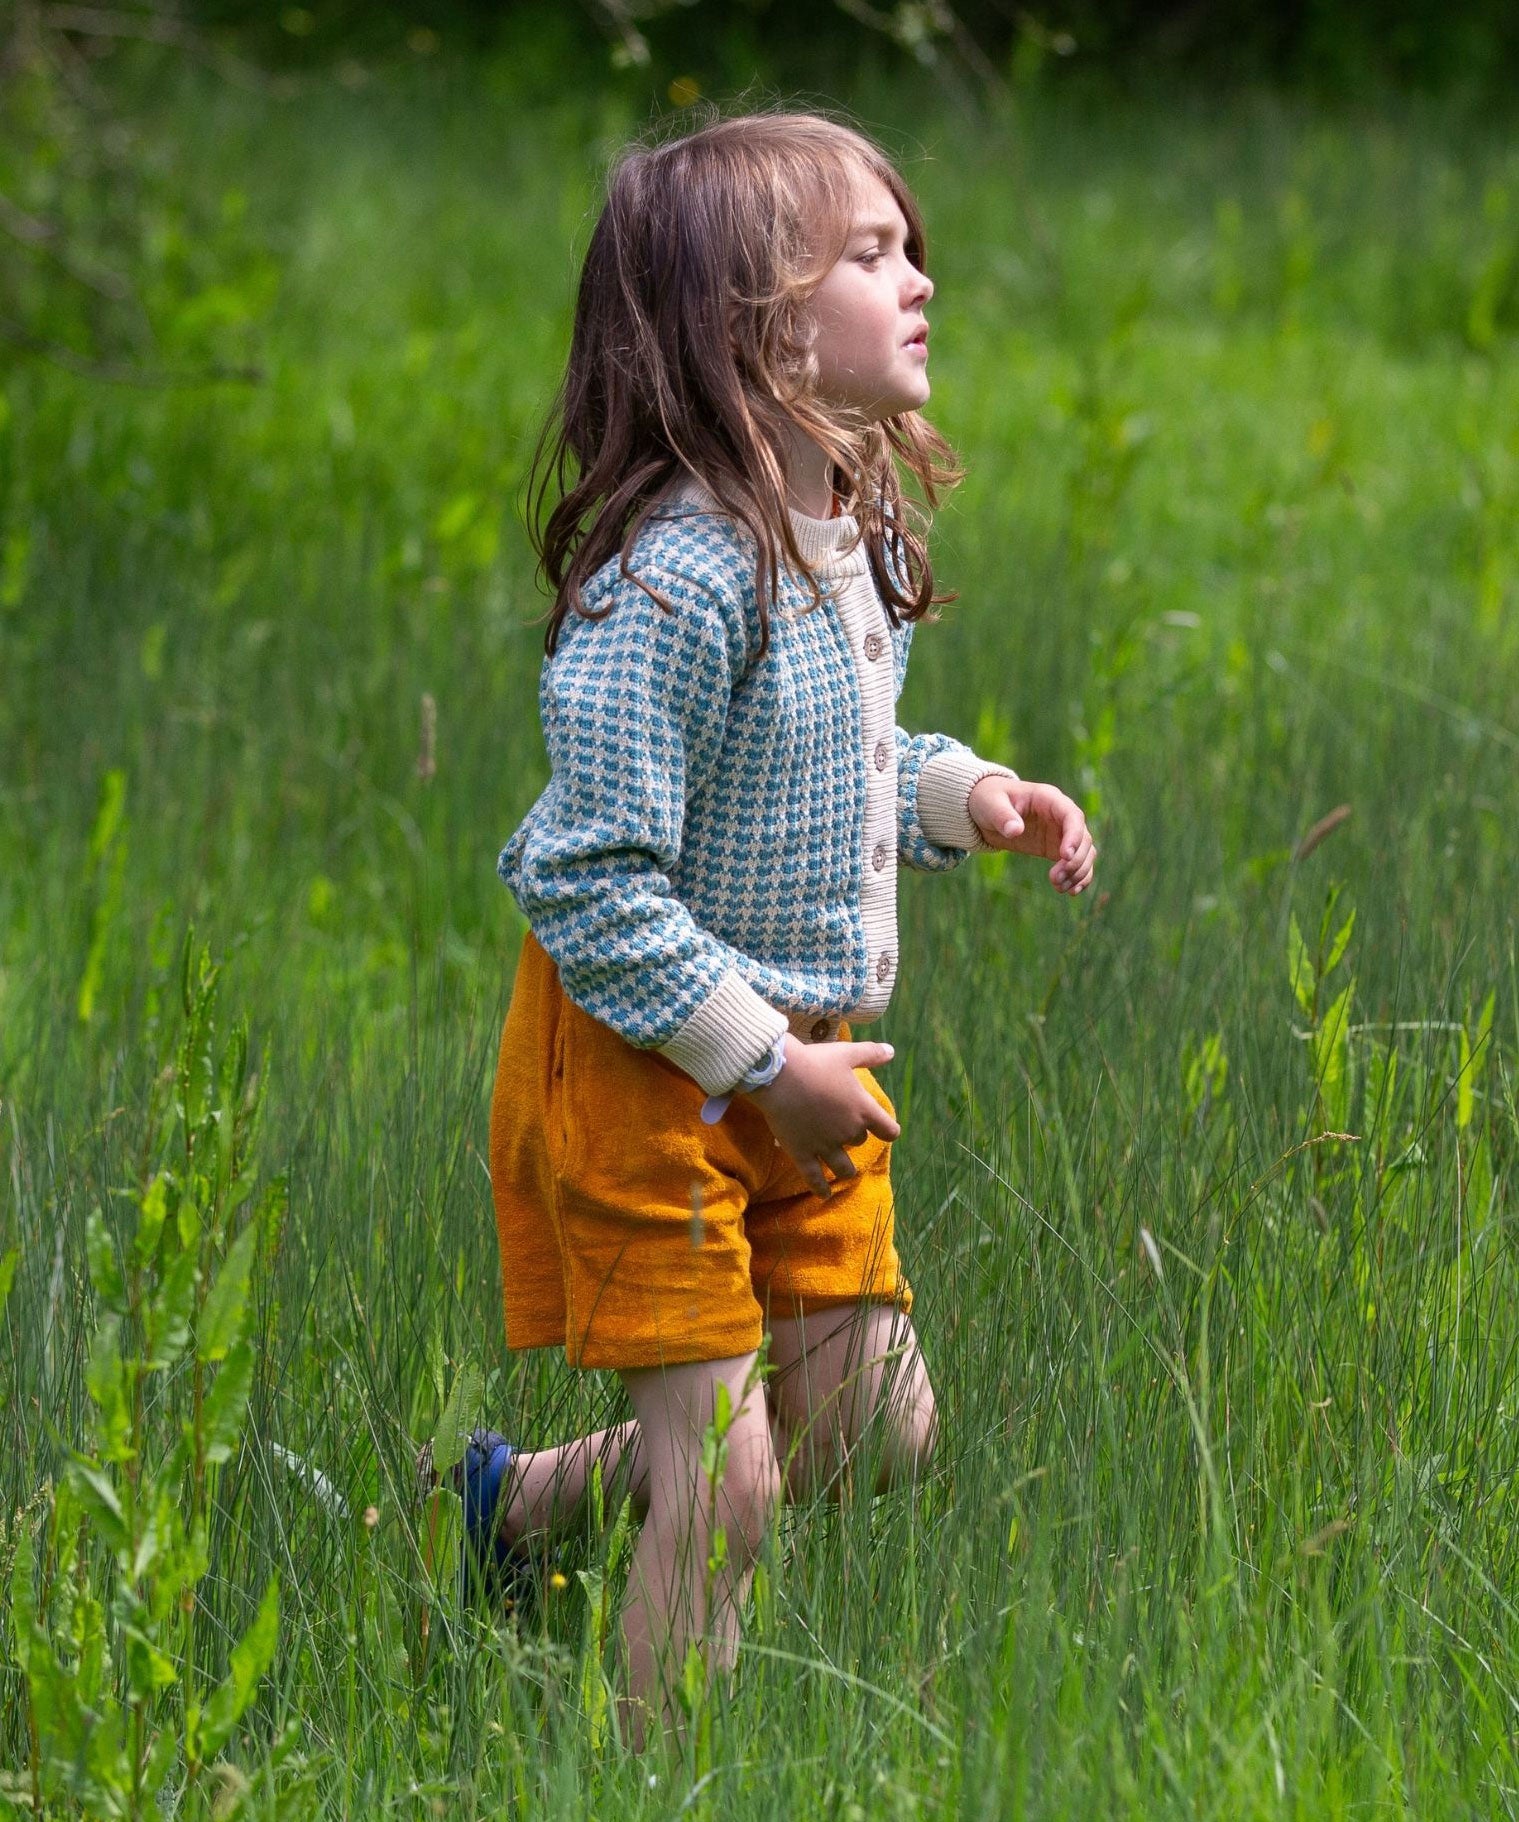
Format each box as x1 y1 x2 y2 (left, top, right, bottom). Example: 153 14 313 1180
700 1032 788 1125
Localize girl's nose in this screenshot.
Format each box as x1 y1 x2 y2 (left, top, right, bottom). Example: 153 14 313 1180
907 265 933 306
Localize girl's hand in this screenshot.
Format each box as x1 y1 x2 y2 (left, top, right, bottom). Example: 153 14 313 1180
967 776 1096 894
742 1038 900 1200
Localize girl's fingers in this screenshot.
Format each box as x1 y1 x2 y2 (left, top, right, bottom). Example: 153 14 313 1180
1051 846 1096 892
824 1149 858 1182
863 1100 901 1142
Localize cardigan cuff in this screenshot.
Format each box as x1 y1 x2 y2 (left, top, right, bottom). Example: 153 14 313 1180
658 968 791 1096
917 751 1020 853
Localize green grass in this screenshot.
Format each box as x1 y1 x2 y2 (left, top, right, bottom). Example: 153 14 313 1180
3 56 1519 1817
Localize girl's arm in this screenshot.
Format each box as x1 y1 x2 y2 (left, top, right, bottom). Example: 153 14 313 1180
500 562 788 1099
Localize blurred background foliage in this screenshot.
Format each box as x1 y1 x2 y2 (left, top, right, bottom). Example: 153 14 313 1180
4 0 1517 384
169 0 1519 92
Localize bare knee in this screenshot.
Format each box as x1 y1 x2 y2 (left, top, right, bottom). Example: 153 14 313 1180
717 1448 782 1567
874 1377 937 1491
643 1438 779 1570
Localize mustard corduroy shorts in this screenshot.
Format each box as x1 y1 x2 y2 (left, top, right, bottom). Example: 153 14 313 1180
489 930 911 1370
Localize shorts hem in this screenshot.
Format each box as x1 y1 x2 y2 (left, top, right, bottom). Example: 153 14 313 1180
760 1284 913 1323
504 1323 572 1355
568 1322 767 1371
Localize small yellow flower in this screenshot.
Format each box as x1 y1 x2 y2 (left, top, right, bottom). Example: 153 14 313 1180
549 1571 568 1591
362 1505 379 1531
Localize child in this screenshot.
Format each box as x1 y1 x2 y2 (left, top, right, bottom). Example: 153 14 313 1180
464 109 1094 1739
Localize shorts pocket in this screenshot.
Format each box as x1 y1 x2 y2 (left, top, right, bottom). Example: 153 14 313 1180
548 1002 574 1176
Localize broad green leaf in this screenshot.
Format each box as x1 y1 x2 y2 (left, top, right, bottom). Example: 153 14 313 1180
85 1207 127 1314
135 1173 169 1266
123 1624 179 1701
1324 909 1356 977
128 1494 166 1584
75 1587 107 1707
1287 913 1314 1015
679 1639 705 1720
177 1194 202 1250
579 1563 611 1750
604 1492 634 1586
198 1223 258 1362
145 1245 199 1371
1461 988 1498 1131
1314 979 1355 1131
1476 987 1497 1052
8 1520 37 1653
0 1245 20 1317
64 1456 130 1555
85 1315 135 1464
589 1455 605 1533
429 1360 483 1478
198 1577 279 1760
202 1340 255 1465
81 1706 127 1801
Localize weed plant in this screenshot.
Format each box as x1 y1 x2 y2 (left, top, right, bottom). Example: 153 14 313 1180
1 57 1517 1818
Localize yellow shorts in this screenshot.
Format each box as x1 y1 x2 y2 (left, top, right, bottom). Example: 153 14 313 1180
489 930 910 1370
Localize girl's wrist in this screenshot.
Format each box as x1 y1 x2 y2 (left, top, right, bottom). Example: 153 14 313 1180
736 1030 790 1094
700 1032 790 1124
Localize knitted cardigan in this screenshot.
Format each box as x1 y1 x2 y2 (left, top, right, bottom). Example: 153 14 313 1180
498 480 1017 1097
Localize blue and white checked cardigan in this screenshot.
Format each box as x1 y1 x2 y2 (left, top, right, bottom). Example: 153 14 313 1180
498 480 1016 1097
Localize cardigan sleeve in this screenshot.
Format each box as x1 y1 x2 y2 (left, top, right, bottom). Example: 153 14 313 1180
888 616 1019 872
896 730 1019 870
498 561 788 1097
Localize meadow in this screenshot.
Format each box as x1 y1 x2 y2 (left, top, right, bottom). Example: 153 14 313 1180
2 50 1518 1817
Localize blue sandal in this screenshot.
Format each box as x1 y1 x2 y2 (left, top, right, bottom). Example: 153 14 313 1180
417 1425 531 1614
454 1426 525 1610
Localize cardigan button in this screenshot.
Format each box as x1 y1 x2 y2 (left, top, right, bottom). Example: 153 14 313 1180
872 841 888 871
810 1017 832 1042
876 952 893 983
864 632 885 661
873 738 890 771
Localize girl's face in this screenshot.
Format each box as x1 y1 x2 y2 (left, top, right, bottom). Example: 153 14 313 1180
803 171 934 422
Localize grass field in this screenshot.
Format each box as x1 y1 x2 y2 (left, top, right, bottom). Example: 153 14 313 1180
3 54 1519 1817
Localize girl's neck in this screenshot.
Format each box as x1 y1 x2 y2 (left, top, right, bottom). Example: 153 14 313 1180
780 426 840 521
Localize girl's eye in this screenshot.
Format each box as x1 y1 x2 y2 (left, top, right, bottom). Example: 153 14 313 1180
857 249 883 268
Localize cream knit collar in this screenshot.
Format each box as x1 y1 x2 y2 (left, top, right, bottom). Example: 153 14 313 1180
666 473 864 577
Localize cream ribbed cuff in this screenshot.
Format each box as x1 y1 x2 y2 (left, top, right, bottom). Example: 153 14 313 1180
657 968 791 1096
917 751 1020 852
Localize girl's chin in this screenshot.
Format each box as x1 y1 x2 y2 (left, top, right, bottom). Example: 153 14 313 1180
820 378 931 423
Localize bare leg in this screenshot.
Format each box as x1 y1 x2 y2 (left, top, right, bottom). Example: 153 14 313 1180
499 1420 647 1550
766 1303 937 1503
616 1352 778 1747
495 1303 934 1550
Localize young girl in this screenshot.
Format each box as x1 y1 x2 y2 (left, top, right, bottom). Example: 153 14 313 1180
462 109 1094 1738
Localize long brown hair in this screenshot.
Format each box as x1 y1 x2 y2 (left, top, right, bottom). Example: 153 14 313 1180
528 108 964 657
